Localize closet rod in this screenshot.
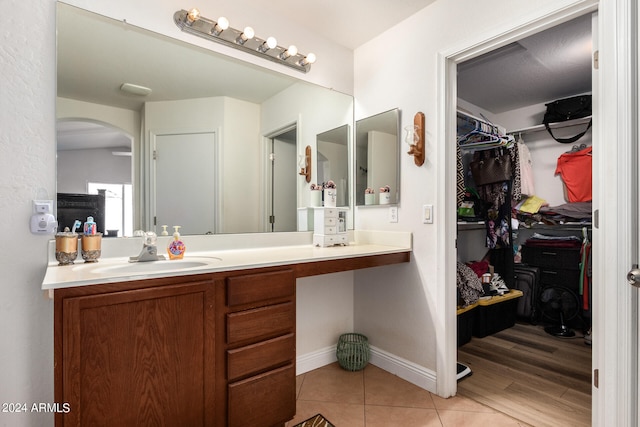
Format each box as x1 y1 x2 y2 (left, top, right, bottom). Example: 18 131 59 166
508 116 591 136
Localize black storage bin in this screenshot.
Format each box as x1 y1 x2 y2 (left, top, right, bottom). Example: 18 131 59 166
472 290 523 338
457 303 477 347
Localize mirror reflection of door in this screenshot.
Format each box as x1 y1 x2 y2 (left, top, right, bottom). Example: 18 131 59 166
154 132 216 235
268 128 297 232
56 119 134 234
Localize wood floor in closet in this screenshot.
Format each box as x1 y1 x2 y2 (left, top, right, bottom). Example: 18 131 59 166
457 322 591 427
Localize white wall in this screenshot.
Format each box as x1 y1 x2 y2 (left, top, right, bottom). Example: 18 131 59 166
0 1 56 425
0 1 353 426
353 0 587 391
57 148 132 193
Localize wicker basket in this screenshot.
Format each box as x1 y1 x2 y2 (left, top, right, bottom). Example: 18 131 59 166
336 333 370 371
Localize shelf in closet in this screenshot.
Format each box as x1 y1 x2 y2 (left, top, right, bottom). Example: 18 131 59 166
508 116 592 136
458 221 592 232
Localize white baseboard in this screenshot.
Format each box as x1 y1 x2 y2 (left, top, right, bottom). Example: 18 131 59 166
296 345 437 395
369 345 437 394
296 345 337 375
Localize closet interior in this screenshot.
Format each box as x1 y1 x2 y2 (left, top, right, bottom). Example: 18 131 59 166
453 13 594 426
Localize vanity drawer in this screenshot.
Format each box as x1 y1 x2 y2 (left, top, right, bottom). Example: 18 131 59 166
228 364 295 427
324 216 338 227
227 302 294 345
522 246 581 270
322 226 337 235
226 269 294 307
321 208 339 218
227 333 295 382
313 233 348 247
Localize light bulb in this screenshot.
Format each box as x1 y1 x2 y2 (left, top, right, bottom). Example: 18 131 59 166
299 53 317 66
236 26 255 45
212 16 229 35
186 8 200 23
243 26 255 39
217 16 229 30
280 45 298 60
266 36 278 49
287 45 298 56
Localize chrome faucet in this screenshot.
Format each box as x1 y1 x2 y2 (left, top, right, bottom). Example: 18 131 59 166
129 231 166 262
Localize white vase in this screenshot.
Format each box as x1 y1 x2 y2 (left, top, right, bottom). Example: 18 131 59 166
364 193 375 205
324 189 337 207
379 192 391 205
310 190 322 207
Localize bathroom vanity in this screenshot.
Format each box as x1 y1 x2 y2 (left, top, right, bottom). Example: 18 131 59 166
44 233 411 427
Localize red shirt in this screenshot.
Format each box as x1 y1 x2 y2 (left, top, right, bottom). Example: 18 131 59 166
555 146 592 202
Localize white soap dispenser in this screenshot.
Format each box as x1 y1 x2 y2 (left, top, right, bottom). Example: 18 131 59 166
167 226 186 260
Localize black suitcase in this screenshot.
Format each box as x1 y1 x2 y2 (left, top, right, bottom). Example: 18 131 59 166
513 264 541 322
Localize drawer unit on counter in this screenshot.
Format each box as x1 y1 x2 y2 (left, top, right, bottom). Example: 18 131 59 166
521 245 581 291
312 207 348 247
224 268 296 427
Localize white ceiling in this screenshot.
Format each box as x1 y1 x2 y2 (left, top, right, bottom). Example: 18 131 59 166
457 13 592 114
261 0 438 50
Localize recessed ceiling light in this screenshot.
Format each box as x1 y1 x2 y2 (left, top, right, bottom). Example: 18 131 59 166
120 83 152 96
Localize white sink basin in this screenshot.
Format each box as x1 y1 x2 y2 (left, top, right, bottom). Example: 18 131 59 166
77 257 220 275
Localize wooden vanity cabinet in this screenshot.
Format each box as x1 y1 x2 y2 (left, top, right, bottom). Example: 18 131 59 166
224 268 296 427
54 275 217 427
54 267 296 427
53 252 410 426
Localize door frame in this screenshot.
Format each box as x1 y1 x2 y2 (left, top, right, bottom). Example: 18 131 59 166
437 0 638 424
262 122 299 232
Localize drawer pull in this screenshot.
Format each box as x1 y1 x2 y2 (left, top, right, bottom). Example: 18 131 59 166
542 252 557 256
542 270 558 275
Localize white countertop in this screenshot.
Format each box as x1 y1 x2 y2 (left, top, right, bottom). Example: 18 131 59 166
43 230 412 290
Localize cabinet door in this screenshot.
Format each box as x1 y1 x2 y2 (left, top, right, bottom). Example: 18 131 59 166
60 281 215 427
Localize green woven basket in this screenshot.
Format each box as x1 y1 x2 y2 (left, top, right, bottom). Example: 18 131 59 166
336 333 370 371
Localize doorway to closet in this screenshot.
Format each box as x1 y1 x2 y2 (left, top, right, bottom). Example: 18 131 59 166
453 12 594 426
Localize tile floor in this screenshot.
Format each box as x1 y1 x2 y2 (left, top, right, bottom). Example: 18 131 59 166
285 363 530 427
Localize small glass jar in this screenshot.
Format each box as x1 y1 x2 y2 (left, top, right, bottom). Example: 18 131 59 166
55 229 78 266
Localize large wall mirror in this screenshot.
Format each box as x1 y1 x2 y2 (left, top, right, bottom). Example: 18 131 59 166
56 2 353 236
355 109 400 206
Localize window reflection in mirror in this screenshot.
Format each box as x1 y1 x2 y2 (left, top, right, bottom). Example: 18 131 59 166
56 3 354 236
316 125 350 207
355 109 400 206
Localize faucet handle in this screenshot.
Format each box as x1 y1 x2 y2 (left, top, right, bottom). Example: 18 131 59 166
143 231 157 246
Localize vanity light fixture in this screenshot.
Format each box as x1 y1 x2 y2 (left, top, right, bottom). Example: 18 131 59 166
174 8 316 73
406 112 425 166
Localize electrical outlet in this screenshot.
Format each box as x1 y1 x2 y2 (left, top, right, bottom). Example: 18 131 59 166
388 206 398 223
33 200 53 214
423 204 433 224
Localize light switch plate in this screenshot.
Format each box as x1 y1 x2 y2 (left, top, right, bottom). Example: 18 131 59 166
388 206 398 223
423 204 433 224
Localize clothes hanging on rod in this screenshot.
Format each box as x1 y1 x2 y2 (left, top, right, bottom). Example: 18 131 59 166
517 134 536 197
457 111 514 151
